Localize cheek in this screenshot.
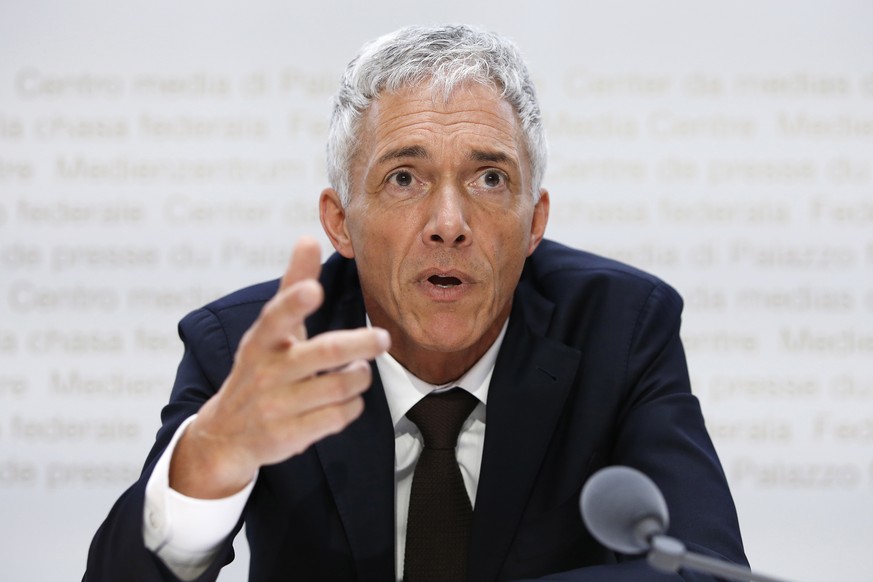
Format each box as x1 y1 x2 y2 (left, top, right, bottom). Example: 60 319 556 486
347 211 386 258
353 230 402 291
491 226 532 290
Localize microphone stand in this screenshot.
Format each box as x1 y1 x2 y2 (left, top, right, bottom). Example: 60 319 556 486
648 534 794 582
583 468 800 582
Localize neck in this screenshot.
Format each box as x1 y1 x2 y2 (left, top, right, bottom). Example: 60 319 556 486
392 343 489 386
370 311 509 386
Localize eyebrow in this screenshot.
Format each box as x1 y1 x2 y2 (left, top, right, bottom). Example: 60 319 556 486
469 149 514 165
374 145 518 170
376 145 430 165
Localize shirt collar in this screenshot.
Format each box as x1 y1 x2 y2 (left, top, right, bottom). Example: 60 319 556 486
373 319 508 428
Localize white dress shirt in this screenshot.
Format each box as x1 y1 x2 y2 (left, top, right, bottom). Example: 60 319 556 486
143 322 507 581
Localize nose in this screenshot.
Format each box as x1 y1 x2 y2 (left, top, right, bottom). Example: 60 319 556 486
423 184 472 247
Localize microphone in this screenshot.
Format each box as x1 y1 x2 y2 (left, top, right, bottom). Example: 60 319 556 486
580 466 795 582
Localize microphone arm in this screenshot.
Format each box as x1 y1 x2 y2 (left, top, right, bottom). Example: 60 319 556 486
647 533 792 582
580 466 797 582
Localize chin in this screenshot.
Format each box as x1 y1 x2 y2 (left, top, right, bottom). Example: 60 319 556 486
411 320 486 353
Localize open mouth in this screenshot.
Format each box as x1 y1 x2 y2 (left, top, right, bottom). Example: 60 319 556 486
428 274 462 288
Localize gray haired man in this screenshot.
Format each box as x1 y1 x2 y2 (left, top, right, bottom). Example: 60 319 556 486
86 24 746 581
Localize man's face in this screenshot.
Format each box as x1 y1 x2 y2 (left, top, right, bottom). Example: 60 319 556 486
321 82 549 382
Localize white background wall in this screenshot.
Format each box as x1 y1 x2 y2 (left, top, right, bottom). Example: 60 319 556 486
1 1 871 580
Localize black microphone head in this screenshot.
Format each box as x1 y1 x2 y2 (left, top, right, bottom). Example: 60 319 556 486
580 466 669 554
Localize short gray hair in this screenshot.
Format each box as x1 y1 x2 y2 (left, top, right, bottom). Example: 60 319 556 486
326 24 548 206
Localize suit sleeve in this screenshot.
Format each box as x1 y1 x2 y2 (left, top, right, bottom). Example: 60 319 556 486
611 282 747 572
83 308 243 582
526 282 747 581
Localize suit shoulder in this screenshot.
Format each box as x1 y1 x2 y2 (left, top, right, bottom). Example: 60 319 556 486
527 239 677 296
176 279 279 344
178 252 356 335
202 279 280 314
521 240 684 349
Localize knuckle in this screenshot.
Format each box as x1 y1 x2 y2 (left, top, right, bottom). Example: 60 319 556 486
313 336 344 362
329 364 369 397
326 372 361 402
319 379 347 402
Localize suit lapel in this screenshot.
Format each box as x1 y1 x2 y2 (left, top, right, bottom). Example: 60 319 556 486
313 280 396 582
468 283 581 582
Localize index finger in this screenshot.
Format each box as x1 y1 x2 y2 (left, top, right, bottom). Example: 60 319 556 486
249 278 324 351
280 236 322 293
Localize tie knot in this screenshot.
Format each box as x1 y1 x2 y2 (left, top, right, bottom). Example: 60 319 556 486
406 389 478 450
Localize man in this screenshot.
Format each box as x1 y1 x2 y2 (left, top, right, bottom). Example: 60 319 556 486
85 24 746 581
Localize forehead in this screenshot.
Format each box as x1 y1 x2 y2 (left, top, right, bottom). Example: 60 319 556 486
360 81 524 157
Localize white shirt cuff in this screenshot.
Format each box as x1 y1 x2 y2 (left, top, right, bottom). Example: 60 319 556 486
143 414 257 581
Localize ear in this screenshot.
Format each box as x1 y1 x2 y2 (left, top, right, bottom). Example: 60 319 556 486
319 188 355 258
527 188 550 256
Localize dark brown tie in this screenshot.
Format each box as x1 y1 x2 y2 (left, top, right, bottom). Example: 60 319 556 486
403 388 479 582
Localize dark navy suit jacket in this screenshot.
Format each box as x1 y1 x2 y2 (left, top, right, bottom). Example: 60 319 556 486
85 240 746 581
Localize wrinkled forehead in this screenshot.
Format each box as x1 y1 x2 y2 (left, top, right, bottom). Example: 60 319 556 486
357 79 524 151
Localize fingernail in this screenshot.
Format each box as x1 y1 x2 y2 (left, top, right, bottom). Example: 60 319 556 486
375 328 391 350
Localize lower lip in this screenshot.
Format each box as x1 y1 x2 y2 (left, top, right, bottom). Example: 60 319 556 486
416 280 471 302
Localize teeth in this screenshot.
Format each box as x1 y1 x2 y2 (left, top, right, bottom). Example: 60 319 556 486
429 274 461 287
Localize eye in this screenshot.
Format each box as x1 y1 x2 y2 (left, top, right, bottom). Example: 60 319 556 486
388 170 414 187
475 170 507 189
483 171 503 188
